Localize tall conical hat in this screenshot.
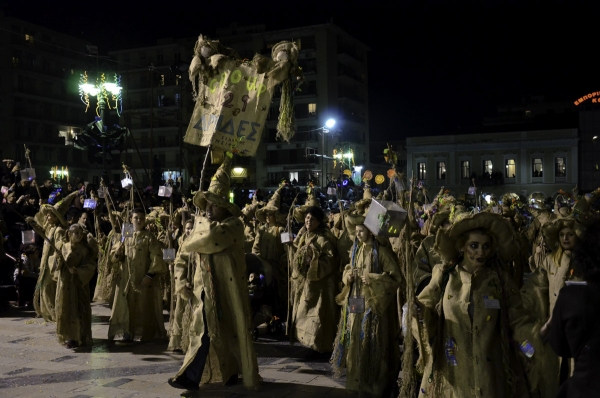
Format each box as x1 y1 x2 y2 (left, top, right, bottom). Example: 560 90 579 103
193 155 241 217
36 191 78 228
363 183 373 200
256 186 283 223
293 192 321 223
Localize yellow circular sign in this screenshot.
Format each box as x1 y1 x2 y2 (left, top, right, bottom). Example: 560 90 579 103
375 174 385 184
343 169 352 177
363 170 373 180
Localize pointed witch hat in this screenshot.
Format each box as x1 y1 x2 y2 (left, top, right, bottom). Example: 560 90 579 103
256 186 284 223
293 191 321 223
35 191 79 228
193 154 242 218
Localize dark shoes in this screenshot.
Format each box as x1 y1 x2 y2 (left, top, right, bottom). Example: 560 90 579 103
168 374 199 391
65 340 78 349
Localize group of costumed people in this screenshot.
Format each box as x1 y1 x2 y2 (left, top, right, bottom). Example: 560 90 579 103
4 148 600 397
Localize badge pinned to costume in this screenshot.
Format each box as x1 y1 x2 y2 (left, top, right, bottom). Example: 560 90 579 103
483 295 500 309
162 248 176 261
519 340 535 358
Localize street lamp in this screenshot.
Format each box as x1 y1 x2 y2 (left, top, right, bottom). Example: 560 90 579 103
78 72 124 179
321 118 336 190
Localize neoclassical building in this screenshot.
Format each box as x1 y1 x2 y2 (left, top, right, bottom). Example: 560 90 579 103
406 128 578 200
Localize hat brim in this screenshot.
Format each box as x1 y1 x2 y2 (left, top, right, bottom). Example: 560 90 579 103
542 217 583 251
255 205 279 224
434 212 516 264
194 191 241 218
38 205 68 228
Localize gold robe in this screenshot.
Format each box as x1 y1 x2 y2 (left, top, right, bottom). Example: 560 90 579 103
331 241 402 397
416 263 541 398
173 216 261 390
55 241 97 345
290 227 339 352
35 225 66 322
108 230 167 340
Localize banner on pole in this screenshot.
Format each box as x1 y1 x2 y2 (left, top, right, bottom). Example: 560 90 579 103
184 58 273 156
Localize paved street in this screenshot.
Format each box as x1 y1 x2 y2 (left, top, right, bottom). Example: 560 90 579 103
0 303 358 398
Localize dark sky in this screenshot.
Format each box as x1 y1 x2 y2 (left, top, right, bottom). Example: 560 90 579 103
5 2 599 141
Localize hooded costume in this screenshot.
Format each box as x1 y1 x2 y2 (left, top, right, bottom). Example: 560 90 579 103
170 154 261 390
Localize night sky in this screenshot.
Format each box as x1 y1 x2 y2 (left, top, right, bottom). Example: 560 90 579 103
4 2 599 141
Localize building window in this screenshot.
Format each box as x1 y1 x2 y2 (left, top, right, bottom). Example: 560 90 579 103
160 74 165 86
25 34 34 43
555 157 566 177
436 161 446 180
417 162 426 180
158 136 166 146
505 159 516 178
461 160 470 179
308 103 317 115
289 172 299 183
532 158 543 177
483 160 493 177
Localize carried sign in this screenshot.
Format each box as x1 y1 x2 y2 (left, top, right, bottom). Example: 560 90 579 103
184 58 273 156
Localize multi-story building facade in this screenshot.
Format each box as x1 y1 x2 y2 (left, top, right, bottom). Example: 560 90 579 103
216 23 370 189
0 12 92 183
108 37 199 188
406 129 579 199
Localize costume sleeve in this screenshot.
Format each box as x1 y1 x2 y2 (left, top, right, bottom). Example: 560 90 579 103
181 217 244 255
306 234 337 282
76 247 98 285
251 228 262 257
173 247 191 294
520 254 550 321
147 233 168 274
416 264 443 337
366 245 402 315
413 238 433 294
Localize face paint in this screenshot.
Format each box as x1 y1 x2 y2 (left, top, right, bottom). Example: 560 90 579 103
461 231 492 270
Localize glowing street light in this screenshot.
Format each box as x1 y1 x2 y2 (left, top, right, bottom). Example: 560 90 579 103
321 118 336 189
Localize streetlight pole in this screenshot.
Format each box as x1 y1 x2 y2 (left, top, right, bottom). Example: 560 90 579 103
322 119 336 190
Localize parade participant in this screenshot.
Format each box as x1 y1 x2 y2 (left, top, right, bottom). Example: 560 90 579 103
520 217 586 396
55 224 97 348
241 196 261 253
108 208 168 344
546 221 600 398
168 217 194 353
331 212 402 397
253 186 287 313
415 212 540 398
290 205 339 353
93 192 122 305
27 191 78 321
168 154 261 391
412 210 450 294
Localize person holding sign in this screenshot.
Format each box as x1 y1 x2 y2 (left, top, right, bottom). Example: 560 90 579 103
168 154 260 391
330 210 402 397
414 212 541 398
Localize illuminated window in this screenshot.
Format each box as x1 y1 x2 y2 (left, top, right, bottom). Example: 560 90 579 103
12 57 19 67
308 103 317 115
289 172 299 182
417 162 426 180
505 159 516 178
436 161 446 180
532 158 543 177
160 74 165 86
483 160 493 177
25 34 34 43
461 161 470 179
555 157 566 177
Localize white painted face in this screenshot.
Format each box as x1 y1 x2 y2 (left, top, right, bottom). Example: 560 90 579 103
276 50 289 62
200 46 212 58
